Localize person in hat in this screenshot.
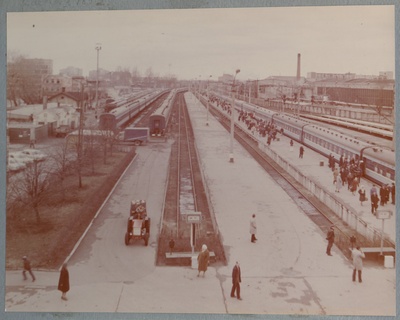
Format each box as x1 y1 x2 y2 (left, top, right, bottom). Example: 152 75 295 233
326 226 335 256
58 263 70 301
197 244 210 277
22 256 35 281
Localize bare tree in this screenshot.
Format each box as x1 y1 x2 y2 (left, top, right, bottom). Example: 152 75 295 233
7 53 43 105
50 143 74 199
7 161 51 224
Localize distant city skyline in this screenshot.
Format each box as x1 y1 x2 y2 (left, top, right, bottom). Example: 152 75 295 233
7 5 395 81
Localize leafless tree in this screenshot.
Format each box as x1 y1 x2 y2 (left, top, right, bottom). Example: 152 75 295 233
49 143 74 199
7 160 51 224
6 52 42 105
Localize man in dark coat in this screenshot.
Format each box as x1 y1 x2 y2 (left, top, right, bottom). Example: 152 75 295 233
299 146 304 158
230 261 242 300
391 183 395 204
326 226 335 256
371 192 379 214
58 263 70 300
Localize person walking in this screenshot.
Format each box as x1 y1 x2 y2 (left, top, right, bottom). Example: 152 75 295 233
249 214 257 243
58 263 70 301
326 226 335 256
351 246 365 283
22 256 35 282
299 146 304 158
230 261 242 300
358 185 367 206
197 244 210 277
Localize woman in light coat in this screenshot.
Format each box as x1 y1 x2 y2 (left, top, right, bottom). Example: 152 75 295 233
335 175 342 193
351 246 365 283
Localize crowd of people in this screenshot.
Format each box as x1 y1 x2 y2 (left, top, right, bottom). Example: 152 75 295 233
328 153 395 214
210 96 282 146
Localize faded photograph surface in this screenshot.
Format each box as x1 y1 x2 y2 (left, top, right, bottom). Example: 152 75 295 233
4 4 396 317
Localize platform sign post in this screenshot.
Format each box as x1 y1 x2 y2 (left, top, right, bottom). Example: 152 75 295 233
376 210 393 255
187 212 202 254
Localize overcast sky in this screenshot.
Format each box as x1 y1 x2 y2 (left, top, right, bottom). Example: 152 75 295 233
6 5 395 81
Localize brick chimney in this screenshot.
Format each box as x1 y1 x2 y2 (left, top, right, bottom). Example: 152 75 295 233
296 53 301 80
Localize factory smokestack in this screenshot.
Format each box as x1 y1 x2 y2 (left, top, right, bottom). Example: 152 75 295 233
296 53 301 80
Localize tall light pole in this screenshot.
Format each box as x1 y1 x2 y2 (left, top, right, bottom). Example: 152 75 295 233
206 75 212 126
95 43 102 116
229 69 240 163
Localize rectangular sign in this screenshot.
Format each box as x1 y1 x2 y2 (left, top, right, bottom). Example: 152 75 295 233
187 215 201 222
376 210 392 220
186 212 202 223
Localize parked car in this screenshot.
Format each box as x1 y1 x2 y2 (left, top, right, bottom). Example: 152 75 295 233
21 149 47 162
7 157 26 172
55 125 73 138
9 151 35 165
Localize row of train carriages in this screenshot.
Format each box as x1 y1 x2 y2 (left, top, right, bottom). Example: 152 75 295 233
208 92 395 188
98 88 187 142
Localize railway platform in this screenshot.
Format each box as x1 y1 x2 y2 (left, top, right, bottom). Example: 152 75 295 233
238 115 396 246
183 91 395 315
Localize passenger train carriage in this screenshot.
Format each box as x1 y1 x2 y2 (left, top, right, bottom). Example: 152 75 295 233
148 88 187 136
212 93 395 186
98 90 166 131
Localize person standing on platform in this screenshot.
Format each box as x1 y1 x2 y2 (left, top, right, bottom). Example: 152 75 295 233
370 184 377 196
22 256 35 282
197 244 210 277
326 226 335 256
58 263 70 301
249 214 257 243
379 185 386 206
230 261 242 300
335 175 342 193
351 246 365 283
391 183 395 204
350 177 358 195
371 192 379 215
333 167 339 185
358 185 367 206
299 146 304 158
340 167 347 186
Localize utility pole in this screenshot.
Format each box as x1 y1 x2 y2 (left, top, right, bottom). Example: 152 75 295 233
229 69 240 163
206 75 212 126
95 43 102 118
77 81 85 188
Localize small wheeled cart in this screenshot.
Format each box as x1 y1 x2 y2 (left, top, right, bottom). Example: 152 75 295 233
125 200 151 246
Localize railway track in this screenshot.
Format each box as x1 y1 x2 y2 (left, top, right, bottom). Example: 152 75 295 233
157 93 225 265
203 96 394 257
